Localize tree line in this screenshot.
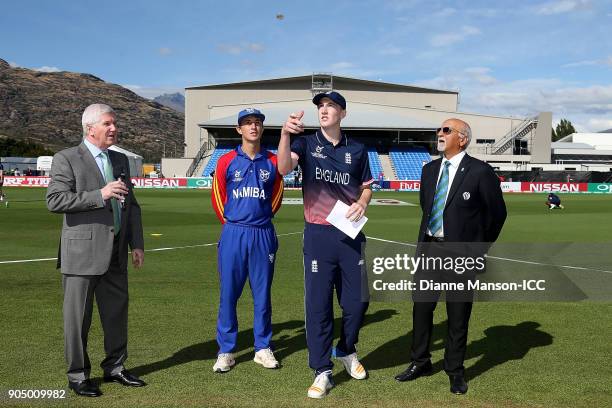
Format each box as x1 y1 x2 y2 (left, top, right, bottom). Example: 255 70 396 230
0 137 55 157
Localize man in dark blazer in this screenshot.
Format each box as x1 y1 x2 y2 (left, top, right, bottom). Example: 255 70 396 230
46 104 146 397
394 118 506 394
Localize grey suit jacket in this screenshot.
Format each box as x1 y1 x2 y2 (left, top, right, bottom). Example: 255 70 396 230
46 143 144 275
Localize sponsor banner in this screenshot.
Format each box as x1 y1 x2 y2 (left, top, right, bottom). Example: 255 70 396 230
3 176 50 187
4 177 610 195
500 182 522 193
187 177 213 189
588 183 612 194
388 180 421 191
131 178 188 188
521 182 588 193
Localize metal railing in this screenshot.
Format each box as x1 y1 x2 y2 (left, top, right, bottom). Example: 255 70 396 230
492 116 538 154
186 142 213 177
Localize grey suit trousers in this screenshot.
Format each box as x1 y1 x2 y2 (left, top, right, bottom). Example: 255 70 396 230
62 240 128 382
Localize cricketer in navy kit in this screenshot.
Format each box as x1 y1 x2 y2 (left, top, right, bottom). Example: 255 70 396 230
277 91 374 398
211 108 284 373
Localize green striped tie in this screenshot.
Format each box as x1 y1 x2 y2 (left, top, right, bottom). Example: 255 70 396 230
100 151 121 235
427 161 451 236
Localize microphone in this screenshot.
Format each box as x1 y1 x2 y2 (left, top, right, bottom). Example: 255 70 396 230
114 169 127 208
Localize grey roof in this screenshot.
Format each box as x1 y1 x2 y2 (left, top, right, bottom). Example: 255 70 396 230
551 142 594 149
186 74 457 95
109 144 143 159
199 105 438 131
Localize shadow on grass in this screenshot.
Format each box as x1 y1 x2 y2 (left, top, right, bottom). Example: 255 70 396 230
361 319 553 383
129 308 398 377
464 321 553 381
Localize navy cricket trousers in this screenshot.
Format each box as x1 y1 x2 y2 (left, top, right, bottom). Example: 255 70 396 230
303 222 369 373
216 222 278 353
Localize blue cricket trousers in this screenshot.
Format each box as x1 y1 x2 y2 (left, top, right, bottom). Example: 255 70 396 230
216 222 278 353
303 222 369 373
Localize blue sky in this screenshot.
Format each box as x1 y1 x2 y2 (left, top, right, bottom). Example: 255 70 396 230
1 0 611 131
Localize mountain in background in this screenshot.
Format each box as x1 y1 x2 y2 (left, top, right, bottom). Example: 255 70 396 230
0 58 184 162
153 92 185 113
599 129 612 133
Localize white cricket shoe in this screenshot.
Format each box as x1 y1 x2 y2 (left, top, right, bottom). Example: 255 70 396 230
336 352 367 379
307 370 334 399
213 353 235 373
254 348 279 369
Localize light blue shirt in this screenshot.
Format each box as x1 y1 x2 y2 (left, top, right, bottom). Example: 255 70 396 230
428 150 466 238
83 139 110 207
83 139 108 181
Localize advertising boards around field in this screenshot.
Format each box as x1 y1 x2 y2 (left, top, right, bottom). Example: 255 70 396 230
3 176 612 195
587 183 612 194
521 182 588 193
3 176 51 187
130 178 188 188
500 182 522 193
130 177 213 189
187 177 213 189
389 180 421 191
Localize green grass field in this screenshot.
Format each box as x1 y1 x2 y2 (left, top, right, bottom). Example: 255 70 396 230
0 188 611 407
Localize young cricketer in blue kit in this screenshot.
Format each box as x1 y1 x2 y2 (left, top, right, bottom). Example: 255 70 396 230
278 92 374 398
211 108 284 373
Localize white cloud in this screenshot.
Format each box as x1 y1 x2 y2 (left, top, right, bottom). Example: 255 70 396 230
8 61 19 68
217 42 264 55
158 47 172 56
586 118 612 131
464 67 498 85
562 56 612 68
535 0 591 15
470 82 612 131
430 25 481 47
330 61 354 70
34 66 61 72
416 69 612 131
414 67 498 90
562 60 598 68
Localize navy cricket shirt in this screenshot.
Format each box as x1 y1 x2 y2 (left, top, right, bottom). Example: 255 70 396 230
291 131 373 225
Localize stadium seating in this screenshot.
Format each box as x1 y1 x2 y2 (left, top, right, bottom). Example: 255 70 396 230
389 147 431 180
201 146 298 183
201 147 232 176
367 148 384 180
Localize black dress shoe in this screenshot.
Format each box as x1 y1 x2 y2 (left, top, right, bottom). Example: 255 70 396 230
449 375 468 394
68 379 102 397
104 369 147 387
394 361 432 382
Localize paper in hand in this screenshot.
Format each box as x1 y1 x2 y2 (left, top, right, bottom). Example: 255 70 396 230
325 200 368 239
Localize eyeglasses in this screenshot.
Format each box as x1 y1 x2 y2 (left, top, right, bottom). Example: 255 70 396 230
436 126 466 136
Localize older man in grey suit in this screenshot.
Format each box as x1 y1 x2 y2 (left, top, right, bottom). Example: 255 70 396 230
47 103 146 397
